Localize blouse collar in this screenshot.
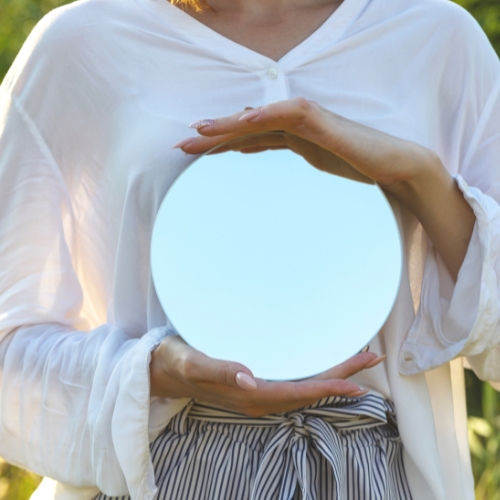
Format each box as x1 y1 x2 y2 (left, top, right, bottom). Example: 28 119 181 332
134 0 372 72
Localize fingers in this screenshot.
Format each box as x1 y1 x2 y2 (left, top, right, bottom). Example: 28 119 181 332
187 99 316 139
173 100 327 161
262 378 362 402
182 375 364 417
172 132 235 154
245 355 388 414
207 133 289 154
238 146 289 154
234 378 364 416
310 352 386 382
188 108 266 136
365 355 387 368
175 131 291 155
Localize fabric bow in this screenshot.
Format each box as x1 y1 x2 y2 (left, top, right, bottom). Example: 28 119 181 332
186 395 392 500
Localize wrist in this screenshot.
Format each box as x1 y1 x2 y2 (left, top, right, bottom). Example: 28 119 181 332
149 337 197 399
149 344 166 398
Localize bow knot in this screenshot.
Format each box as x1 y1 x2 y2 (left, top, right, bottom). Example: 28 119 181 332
186 395 393 500
288 412 307 434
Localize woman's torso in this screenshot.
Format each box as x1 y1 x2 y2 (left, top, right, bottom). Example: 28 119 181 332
23 0 487 496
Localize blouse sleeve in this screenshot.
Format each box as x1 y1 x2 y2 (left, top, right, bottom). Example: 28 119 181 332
399 73 500 381
0 9 187 500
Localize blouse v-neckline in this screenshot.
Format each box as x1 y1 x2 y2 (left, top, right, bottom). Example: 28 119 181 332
135 0 371 72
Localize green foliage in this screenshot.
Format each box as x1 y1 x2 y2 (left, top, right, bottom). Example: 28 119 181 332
0 1 498 499
0 459 41 500
467 381 500 499
0 0 73 81
454 0 500 55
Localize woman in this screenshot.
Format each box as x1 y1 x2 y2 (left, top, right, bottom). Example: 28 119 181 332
0 0 499 498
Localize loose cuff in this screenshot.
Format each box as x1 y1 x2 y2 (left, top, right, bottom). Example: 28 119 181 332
92 327 187 499
399 175 500 377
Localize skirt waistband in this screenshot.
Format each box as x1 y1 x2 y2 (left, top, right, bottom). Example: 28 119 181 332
172 393 396 435
161 393 404 500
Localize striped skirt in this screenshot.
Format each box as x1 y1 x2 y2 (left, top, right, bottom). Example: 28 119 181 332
95 394 412 500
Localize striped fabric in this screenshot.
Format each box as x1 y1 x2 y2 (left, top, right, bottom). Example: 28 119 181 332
95 394 412 500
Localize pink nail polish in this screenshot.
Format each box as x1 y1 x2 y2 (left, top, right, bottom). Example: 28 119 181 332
172 137 195 149
239 109 262 122
236 372 257 391
188 119 214 129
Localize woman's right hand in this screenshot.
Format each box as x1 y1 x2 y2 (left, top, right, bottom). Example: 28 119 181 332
150 335 385 417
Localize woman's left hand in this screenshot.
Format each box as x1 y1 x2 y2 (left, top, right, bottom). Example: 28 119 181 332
173 98 476 281
174 98 440 195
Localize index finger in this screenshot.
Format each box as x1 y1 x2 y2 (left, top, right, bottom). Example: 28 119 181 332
239 377 364 415
309 352 385 382
189 99 312 139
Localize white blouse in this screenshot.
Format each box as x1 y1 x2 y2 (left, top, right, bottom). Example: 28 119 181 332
0 0 499 499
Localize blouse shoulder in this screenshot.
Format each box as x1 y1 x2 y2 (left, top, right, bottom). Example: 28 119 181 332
11 2 100 59
3 0 141 104
393 0 500 108
28 0 130 45
408 0 498 63
365 0 500 85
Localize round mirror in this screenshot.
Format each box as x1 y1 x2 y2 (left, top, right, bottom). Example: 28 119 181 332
151 138 402 381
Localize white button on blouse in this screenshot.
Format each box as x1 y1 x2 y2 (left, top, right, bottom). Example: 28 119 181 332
267 67 279 80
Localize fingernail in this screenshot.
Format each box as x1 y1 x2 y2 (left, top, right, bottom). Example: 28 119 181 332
172 137 195 149
236 372 258 391
344 384 361 393
188 119 214 129
365 355 387 369
348 390 369 397
239 109 261 122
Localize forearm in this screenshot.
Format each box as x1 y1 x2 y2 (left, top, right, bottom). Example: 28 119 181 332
309 106 477 281
388 159 476 282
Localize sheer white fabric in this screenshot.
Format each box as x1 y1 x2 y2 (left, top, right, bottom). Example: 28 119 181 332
0 0 499 499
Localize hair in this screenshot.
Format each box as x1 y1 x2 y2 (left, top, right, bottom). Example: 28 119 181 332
170 0 210 12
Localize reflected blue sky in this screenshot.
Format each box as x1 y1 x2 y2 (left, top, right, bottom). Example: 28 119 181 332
152 149 402 380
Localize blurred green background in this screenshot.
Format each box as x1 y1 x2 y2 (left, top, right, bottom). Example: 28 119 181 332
0 0 499 498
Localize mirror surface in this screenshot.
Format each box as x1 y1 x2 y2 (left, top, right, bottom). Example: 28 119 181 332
151 142 402 380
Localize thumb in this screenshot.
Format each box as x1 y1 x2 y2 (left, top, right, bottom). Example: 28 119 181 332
164 336 258 391
195 354 258 391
